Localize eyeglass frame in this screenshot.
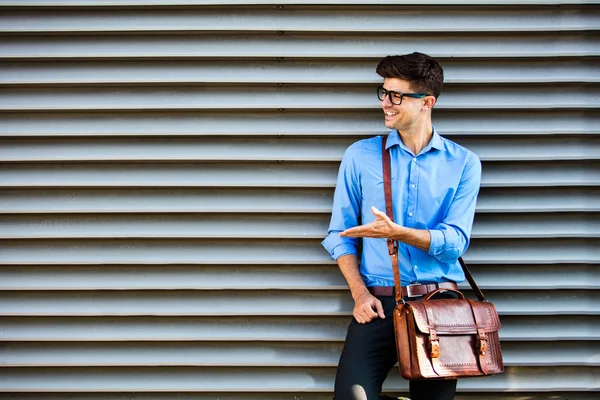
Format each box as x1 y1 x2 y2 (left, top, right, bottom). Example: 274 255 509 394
377 85 430 105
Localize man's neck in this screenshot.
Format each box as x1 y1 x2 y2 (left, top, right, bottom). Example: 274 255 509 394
398 123 434 156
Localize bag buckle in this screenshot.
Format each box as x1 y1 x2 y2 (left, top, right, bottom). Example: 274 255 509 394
477 328 488 356
429 329 440 358
430 339 440 358
479 340 488 356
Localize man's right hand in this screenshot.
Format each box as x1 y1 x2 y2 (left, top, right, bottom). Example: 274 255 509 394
353 292 386 324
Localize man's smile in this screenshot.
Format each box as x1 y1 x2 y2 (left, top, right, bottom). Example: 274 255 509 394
384 111 398 121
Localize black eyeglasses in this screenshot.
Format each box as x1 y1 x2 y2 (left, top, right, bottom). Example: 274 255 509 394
377 86 429 105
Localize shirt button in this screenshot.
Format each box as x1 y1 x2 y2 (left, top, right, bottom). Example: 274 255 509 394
414 265 418 269
410 184 416 189
412 158 417 162
408 212 414 217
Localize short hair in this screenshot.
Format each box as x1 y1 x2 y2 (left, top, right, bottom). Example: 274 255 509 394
376 52 444 99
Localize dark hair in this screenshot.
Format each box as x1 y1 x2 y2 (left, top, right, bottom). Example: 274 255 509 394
376 52 444 99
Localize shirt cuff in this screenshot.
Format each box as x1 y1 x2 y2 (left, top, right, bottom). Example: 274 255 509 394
428 229 446 257
321 234 358 260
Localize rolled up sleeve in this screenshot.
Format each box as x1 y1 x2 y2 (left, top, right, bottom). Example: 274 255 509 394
428 152 482 263
322 234 357 260
321 144 362 260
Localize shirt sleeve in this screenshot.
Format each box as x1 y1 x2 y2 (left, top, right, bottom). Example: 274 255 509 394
321 143 362 260
428 152 482 263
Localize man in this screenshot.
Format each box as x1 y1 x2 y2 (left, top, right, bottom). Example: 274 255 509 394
322 52 482 400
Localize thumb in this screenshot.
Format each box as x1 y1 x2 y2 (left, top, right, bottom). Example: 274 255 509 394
371 206 389 220
374 299 385 319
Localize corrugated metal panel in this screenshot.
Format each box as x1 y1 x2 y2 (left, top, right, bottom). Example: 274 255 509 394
1 315 598 341
0 289 596 315
0 213 597 238
0 395 599 400
1 60 599 84
1 341 598 366
1 137 600 161
2 34 598 58
0 264 597 290
0 7 598 32
0 187 598 213
0 1 597 399
1 1 599 6
1 110 597 137
0 366 598 391
1 86 597 111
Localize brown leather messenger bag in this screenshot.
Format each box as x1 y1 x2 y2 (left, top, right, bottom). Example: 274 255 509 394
382 136 504 379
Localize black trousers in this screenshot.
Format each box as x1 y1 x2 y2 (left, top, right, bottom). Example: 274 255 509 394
334 294 457 400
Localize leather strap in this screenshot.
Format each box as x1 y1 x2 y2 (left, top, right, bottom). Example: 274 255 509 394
382 137 403 304
381 135 487 303
460 257 487 302
468 299 490 375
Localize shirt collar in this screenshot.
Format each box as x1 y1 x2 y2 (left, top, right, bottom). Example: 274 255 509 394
385 127 445 153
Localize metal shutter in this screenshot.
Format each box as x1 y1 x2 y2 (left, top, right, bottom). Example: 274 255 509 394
0 1 598 399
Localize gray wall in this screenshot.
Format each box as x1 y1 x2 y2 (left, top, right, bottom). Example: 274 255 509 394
0 1 598 398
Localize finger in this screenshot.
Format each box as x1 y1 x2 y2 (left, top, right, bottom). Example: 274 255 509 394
371 206 386 217
366 304 378 318
354 309 367 324
342 222 387 238
371 206 391 222
345 230 386 239
374 299 385 319
358 307 372 321
372 207 398 232
339 226 359 235
360 312 373 323
340 227 366 238
361 306 377 322
360 306 377 323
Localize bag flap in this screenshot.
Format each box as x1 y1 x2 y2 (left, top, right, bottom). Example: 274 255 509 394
408 299 501 335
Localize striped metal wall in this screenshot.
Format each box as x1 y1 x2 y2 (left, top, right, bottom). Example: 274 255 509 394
0 1 598 398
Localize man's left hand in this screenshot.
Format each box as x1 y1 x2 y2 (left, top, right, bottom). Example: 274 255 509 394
339 206 399 238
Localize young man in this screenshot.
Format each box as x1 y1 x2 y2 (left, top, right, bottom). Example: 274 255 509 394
322 52 482 400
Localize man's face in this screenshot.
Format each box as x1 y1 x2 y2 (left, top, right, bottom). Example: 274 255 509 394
380 78 425 131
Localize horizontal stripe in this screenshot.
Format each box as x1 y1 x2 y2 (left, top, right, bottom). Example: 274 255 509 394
0 111 597 137
0 238 597 264
1 59 599 85
0 393 596 400
0 366 596 391
1 315 596 341
0 341 596 367
1 161 597 187
0 289 596 316
1 136 598 162
0 264 596 290
0 213 596 239
0 85 597 111
1 34 598 59
0 6 597 33
0 188 597 214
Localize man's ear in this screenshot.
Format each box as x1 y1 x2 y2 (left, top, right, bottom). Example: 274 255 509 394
422 95 436 110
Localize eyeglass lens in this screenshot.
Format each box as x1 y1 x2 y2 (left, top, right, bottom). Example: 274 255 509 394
377 87 403 105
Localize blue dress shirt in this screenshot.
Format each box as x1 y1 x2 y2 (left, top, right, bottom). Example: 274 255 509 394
322 129 482 287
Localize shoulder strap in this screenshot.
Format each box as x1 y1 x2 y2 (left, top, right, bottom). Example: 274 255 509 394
382 135 403 304
381 135 487 302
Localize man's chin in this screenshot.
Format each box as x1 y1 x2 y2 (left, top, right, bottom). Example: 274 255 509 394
383 121 397 130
